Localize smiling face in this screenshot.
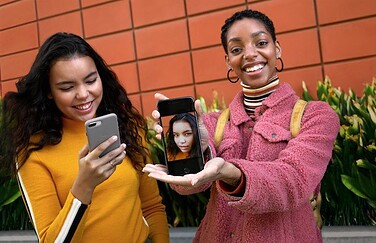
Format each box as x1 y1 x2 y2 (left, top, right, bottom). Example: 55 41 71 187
48 55 103 122
225 18 282 88
172 120 194 153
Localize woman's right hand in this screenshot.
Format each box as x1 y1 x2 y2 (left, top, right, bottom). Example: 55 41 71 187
152 93 209 151
71 136 126 204
143 157 241 188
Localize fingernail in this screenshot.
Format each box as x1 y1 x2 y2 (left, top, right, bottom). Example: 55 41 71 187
191 178 198 186
112 136 118 141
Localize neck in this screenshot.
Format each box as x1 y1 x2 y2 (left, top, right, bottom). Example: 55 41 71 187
241 76 280 118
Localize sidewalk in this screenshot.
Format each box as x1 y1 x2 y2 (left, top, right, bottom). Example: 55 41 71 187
0 226 375 242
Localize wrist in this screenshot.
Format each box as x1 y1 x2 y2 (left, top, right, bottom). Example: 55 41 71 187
220 161 242 187
71 180 95 205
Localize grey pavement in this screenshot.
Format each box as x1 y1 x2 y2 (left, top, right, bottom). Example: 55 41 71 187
0 226 375 242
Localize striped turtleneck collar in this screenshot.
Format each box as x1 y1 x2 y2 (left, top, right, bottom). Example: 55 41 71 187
241 76 280 118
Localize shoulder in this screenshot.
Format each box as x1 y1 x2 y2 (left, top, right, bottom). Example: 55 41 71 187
300 100 340 136
305 100 339 120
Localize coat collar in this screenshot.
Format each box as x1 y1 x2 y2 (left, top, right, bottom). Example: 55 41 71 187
229 83 297 126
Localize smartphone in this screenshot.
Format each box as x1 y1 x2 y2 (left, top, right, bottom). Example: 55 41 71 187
85 113 121 158
157 97 204 176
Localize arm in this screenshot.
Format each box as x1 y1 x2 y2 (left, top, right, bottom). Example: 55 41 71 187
139 167 169 242
18 137 126 242
18 152 89 243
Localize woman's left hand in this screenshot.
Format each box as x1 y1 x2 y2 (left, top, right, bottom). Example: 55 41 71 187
152 93 210 151
143 157 242 188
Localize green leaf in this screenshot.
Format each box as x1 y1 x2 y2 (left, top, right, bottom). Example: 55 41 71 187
0 178 21 207
356 159 376 170
341 174 369 200
302 81 314 101
0 191 21 208
197 96 208 113
367 200 376 210
367 105 376 124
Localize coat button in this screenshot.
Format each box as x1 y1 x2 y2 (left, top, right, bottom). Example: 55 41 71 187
230 232 235 238
272 133 276 138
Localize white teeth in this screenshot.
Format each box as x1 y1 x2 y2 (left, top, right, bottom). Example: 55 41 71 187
75 102 91 110
245 64 264 72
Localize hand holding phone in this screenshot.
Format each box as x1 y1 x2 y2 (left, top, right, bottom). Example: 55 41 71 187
85 113 121 158
157 97 205 176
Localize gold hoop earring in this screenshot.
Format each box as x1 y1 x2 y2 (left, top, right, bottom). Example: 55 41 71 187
275 57 284 72
227 69 239 83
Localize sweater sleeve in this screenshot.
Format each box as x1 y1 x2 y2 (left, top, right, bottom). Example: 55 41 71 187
17 152 89 243
139 169 170 242
218 101 340 214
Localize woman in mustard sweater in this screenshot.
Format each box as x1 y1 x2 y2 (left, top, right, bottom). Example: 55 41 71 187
0 32 169 242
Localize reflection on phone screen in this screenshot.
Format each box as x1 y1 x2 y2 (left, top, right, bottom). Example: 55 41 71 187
161 112 200 163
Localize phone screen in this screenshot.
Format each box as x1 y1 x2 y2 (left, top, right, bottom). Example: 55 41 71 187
158 97 204 176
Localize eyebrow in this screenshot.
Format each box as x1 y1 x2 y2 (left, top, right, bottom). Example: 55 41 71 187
56 71 97 86
227 31 269 44
83 71 98 80
173 129 193 134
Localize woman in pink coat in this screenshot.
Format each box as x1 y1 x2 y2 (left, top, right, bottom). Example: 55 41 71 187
143 9 340 242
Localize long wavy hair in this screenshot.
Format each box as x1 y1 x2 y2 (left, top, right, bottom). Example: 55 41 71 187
166 113 199 160
0 32 148 176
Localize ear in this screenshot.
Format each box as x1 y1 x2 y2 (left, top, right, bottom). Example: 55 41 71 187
224 54 231 69
275 40 282 58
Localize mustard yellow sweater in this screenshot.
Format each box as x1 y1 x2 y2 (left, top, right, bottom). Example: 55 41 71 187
167 151 189 161
17 118 169 243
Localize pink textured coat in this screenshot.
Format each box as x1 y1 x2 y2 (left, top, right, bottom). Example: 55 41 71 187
173 83 340 242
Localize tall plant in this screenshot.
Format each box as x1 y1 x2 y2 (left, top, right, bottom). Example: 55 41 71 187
0 178 33 230
0 98 33 230
302 77 376 225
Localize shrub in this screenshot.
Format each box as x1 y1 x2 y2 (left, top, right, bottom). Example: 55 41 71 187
303 77 376 225
0 98 33 230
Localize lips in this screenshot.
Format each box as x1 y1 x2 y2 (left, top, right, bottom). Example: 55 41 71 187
242 63 265 73
74 101 92 110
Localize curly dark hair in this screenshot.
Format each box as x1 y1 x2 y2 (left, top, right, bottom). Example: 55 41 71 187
220 9 276 54
166 113 199 160
0 32 148 176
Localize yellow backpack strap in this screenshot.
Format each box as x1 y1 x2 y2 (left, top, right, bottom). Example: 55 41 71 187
215 100 307 147
290 99 323 229
214 108 230 149
290 99 308 138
